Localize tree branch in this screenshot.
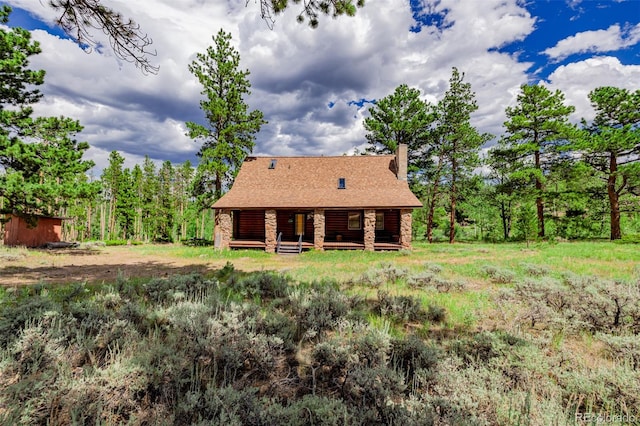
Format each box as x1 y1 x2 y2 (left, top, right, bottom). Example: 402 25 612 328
49 0 159 74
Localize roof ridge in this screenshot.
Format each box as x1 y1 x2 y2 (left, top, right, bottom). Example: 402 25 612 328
247 154 395 159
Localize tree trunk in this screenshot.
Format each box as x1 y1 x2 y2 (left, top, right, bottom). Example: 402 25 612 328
100 202 106 240
608 153 621 240
534 150 544 238
500 200 509 240
449 158 457 244
426 162 444 243
426 180 440 243
86 204 92 241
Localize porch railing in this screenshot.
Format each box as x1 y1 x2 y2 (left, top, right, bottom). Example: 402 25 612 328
276 232 282 253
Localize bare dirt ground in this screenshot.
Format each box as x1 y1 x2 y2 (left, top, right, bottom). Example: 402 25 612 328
0 246 223 287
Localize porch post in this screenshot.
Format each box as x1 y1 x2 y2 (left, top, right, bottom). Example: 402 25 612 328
313 209 325 251
364 209 376 251
215 209 232 250
265 209 277 253
400 209 412 250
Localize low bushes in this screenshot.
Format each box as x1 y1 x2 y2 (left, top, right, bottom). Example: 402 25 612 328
1 262 639 424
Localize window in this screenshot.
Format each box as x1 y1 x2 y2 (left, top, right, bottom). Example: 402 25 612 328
338 178 346 189
376 212 384 230
268 159 277 169
348 211 361 230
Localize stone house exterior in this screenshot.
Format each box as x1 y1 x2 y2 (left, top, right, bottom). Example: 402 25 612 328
212 144 422 252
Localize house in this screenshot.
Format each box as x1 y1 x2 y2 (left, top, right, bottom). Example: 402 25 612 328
212 144 422 252
3 214 62 248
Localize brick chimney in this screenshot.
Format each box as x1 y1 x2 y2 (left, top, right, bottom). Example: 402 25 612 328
395 143 408 181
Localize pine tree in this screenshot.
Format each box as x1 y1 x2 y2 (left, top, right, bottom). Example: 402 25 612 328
101 151 125 238
499 84 576 238
437 68 491 243
186 29 265 206
156 161 175 242
576 87 640 240
0 7 95 223
364 84 434 193
141 156 159 241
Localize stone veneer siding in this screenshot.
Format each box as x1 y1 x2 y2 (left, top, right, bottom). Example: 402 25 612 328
399 209 412 250
364 209 376 251
265 210 277 253
215 210 232 249
313 209 325 250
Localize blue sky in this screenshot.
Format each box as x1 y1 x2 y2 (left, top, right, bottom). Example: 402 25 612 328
2 0 640 172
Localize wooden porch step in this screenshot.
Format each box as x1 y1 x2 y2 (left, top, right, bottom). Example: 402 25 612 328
229 240 266 249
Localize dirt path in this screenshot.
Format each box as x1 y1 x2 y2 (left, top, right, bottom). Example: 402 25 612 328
0 246 221 287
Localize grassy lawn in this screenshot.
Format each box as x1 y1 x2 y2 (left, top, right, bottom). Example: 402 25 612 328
126 240 640 283
1 240 639 424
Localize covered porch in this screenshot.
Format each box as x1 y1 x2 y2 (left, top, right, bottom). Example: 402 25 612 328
216 208 412 252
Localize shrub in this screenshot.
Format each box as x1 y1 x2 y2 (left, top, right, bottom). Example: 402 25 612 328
289 287 352 338
509 274 640 333
263 394 350 426
228 271 289 300
376 290 427 323
406 272 435 290
598 333 640 369
482 265 516 284
449 331 525 366
390 334 439 387
0 295 55 347
520 262 550 277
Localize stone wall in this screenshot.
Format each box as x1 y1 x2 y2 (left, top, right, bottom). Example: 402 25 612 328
364 209 376 251
313 209 325 250
265 210 277 253
399 209 412 250
215 210 232 249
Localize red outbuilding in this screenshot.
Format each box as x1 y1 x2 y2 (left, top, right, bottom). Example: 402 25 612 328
3 214 62 248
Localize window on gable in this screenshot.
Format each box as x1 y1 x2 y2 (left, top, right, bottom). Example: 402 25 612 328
269 159 277 169
338 178 346 189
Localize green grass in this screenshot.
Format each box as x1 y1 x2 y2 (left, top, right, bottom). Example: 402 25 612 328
15 239 637 285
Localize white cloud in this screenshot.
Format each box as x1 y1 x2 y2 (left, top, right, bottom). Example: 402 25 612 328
3 0 638 174
546 56 640 122
543 23 640 61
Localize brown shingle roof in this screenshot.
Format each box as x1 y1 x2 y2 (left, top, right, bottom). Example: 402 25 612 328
212 155 423 209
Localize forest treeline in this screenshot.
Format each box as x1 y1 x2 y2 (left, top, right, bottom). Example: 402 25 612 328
58 152 214 243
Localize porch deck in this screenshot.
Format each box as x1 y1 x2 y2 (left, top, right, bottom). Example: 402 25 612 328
229 240 266 249
227 240 402 251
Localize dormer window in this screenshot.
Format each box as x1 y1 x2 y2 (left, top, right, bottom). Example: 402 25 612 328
338 178 346 189
268 159 277 169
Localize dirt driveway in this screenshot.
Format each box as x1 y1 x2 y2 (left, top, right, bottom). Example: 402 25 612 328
0 246 225 287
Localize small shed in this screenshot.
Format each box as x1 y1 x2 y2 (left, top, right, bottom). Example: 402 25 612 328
3 214 62 248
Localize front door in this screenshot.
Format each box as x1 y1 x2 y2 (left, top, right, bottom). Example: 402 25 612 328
294 213 305 236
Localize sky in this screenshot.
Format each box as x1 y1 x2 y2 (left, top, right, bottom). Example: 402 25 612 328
2 0 640 174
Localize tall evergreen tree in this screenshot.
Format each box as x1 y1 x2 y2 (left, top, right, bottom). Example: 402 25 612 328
174 161 194 240
156 160 175 242
575 87 640 240
101 151 125 238
141 156 159 241
364 84 434 192
499 84 575 238
0 6 95 222
186 29 265 206
437 68 491 243
116 168 137 239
